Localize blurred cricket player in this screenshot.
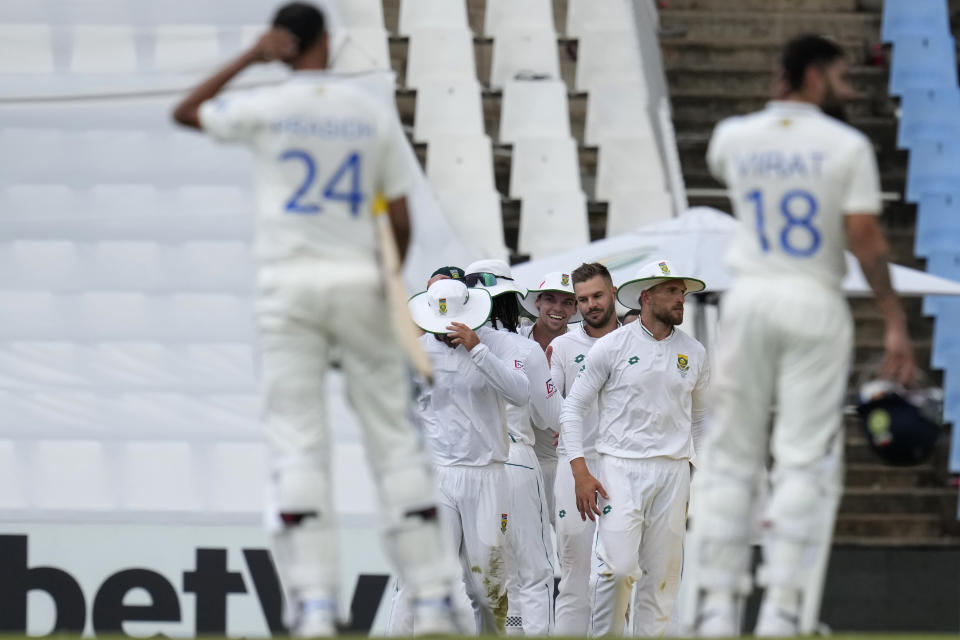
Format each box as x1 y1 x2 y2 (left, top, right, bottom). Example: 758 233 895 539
172 3 459 635
686 34 916 637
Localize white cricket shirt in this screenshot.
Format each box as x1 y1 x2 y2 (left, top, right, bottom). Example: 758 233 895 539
560 321 709 462
548 322 616 459
417 326 530 466
519 323 562 462
707 101 882 290
198 72 411 265
502 325 561 446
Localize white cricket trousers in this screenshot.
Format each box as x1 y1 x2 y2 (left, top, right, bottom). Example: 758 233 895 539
256 259 456 616
589 455 690 637
554 453 605 636
688 278 851 601
436 462 511 635
504 440 556 635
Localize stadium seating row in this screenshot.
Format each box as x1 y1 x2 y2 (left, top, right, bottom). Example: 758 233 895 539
0 438 377 516
0 22 644 94
0 0 631 38
0 341 256 393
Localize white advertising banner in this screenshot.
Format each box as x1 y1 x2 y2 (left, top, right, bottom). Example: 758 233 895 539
0 523 394 637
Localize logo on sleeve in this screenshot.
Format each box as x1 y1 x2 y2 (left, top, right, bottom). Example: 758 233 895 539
677 354 690 376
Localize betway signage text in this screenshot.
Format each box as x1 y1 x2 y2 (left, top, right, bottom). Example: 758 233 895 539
0 524 392 637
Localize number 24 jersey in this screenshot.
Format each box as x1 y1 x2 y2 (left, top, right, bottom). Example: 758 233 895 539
199 72 411 265
707 100 882 290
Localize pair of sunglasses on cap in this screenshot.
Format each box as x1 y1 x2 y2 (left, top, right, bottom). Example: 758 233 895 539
465 272 515 287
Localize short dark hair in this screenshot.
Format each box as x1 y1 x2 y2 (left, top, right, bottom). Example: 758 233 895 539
571 262 613 287
273 2 326 54
781 34 844 92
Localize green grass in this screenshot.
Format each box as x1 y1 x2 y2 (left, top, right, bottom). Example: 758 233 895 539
0 633 957 640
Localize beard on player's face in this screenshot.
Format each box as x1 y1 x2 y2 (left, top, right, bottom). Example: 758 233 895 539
583 300 615 329
653 304 684 327
819 61 852 123
821 83 847 122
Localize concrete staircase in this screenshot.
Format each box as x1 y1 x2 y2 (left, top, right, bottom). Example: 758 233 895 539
659 0 959 545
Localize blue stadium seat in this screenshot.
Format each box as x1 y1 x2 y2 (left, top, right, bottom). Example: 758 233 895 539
888 34 957 96
905 137 960 202
931 298 960 369
943 365 960 473
882 0 950 43
897 87 960 149
944 366 959 429
915 192 960 256
922 252 960 316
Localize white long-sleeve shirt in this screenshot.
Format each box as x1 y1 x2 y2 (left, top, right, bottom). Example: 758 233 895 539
418 326 530 466
548 322 616 459
560 321 709 462
502 325 561 446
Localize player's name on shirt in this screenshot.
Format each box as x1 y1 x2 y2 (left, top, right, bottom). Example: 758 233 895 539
733 150 825 180
267 117 375 138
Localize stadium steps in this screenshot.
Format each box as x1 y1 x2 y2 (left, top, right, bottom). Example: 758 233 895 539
662 0 858 12
659 1 958 546
659 10 881 41
661 36 866 68
666 65 889 95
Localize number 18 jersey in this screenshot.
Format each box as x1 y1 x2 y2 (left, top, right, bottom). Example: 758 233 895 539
707 100 881 290
199 72 411 265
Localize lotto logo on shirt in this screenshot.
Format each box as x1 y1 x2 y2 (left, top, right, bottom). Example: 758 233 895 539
545 378 557 398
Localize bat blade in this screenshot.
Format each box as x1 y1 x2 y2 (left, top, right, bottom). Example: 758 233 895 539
374 211 433 384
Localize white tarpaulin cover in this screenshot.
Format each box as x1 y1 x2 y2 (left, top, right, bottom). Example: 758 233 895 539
513 207 960 297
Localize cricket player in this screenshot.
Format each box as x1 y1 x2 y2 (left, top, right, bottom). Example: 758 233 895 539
171 3 460 635
561 259 710 637
409 277 529 635
686 35 916 637
467 259 560 636
547 262 621 636
519 271 583 523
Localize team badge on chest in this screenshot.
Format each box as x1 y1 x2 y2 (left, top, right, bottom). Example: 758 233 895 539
677 353 690 376
501 513 508 533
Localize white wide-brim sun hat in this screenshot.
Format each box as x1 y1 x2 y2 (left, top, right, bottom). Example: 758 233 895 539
465 258 526 300
408 278 493 334
616 259 706 310
520 271 582 323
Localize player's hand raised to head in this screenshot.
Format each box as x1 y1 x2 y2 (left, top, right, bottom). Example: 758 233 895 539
446 322 480 351
251 27 299 63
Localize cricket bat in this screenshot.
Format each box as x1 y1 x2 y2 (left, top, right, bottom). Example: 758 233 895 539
373 199 433 384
